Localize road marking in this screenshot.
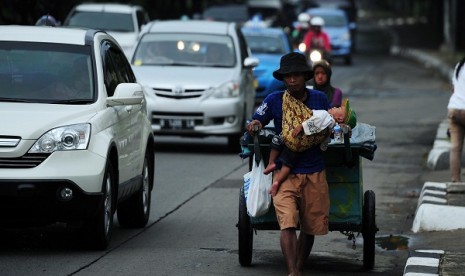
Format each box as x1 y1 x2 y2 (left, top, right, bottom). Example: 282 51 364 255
403 250 443 276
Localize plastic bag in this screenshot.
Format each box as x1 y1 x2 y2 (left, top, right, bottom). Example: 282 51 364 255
349 123 376 143
245 155 272 217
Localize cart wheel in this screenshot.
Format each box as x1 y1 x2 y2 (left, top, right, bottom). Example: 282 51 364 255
238 186 253 266
362 190 377 270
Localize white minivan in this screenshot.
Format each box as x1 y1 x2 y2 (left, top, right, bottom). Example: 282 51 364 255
63 3 150 57
129 20 259 151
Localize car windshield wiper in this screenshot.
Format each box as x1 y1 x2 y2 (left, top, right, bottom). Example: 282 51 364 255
170 62 204 67
49 99 94 104
205 64 230 68
0 97 35 103
108 29 131 33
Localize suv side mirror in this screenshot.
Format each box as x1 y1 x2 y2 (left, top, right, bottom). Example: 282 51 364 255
107 83 144 106
244 56 259 68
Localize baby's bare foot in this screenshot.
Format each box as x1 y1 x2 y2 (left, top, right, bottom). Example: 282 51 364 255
263 163 276 175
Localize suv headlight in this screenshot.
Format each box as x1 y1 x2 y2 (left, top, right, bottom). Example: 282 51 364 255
209 81 240 98
29 124 91 153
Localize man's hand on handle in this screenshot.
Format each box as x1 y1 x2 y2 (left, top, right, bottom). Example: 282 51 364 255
246 120 262 135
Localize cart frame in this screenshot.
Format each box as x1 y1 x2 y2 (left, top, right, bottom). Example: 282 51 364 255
237 130 378 270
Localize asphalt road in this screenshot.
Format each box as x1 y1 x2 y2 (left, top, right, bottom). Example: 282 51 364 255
0 21 457 276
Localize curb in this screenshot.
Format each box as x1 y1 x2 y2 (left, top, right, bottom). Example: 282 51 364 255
403 249 444 276
426 119 465 171
412 182 465 232
426 120 450 170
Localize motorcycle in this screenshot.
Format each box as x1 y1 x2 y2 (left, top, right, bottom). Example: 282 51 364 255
297 43 331 89
298 42 331 65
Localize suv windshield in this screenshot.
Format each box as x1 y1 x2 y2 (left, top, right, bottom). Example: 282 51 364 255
67 11 134 32
132 33 236 67
0 42 95 104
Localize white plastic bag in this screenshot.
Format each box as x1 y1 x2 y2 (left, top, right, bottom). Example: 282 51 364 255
245 155 272 217
349 123 376 143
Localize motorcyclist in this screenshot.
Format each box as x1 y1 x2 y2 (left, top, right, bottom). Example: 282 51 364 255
301 16 331 63
291 13 311 49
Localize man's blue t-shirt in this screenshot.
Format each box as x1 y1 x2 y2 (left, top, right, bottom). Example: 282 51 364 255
253 89 330 174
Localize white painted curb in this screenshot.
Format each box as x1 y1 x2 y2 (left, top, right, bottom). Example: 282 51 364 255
412 182 465 232
403 250 444 276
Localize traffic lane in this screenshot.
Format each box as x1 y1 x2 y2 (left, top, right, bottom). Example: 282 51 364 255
86 133 398 275
114 53 452 275
0 138 243 275
81 20 452 276
0 54 452 276
71 166 282 276
71 171 397 276
0 62 448 276
149 136 244 223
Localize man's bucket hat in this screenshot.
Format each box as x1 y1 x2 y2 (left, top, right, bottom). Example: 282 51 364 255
273 52 312 81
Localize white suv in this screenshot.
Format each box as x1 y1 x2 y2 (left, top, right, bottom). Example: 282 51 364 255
63 3 150 57
0 26 155 249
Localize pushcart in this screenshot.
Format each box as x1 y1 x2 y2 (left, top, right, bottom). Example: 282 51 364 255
237 128 378 270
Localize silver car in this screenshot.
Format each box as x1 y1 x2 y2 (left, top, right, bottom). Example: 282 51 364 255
129 20 259 151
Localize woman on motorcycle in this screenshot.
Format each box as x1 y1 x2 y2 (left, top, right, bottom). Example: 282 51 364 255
301 16 331 63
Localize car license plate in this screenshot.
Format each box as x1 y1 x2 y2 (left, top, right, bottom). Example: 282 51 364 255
161 119 194 130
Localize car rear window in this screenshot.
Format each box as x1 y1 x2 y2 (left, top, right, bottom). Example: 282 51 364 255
66 11 135 32
243 33 287 54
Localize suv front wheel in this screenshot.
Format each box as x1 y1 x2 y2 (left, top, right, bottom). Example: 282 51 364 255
84 160 114 250
117 149 152 228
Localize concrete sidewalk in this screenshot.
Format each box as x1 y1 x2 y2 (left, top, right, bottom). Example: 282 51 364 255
394 48 461 276
391 27 465 276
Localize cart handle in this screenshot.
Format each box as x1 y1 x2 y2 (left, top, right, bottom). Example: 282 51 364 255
253 125 261 166
343 125 355 167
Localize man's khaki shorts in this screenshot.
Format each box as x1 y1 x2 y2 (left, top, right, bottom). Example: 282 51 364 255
273 171 329 235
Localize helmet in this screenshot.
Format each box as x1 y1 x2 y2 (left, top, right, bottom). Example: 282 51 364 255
298 13 311 23
310 16 325 27
297 13 311 28
35 15 60 27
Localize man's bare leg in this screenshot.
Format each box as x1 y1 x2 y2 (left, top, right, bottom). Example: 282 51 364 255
296 233 315 272
280 228 301 276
